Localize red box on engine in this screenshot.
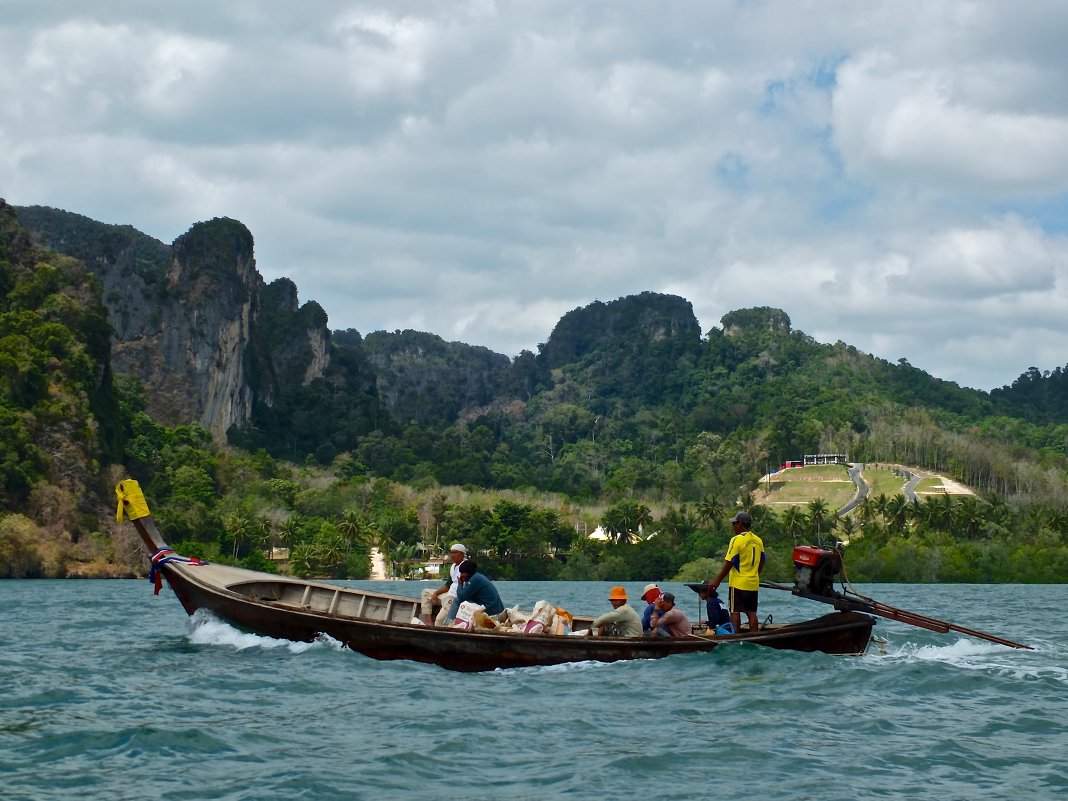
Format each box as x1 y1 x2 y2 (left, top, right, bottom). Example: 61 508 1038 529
793 545 831 567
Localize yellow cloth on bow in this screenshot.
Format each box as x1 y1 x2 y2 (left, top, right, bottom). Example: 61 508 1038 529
115 479 151 522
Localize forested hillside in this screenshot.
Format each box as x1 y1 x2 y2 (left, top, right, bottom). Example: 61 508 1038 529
3 202 1068 582
0 199 128 576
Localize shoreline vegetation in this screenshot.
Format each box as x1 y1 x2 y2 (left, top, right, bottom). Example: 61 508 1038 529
5 461 1064 583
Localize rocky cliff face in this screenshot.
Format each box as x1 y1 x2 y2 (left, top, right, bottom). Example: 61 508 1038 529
17 208 313 438
17 206 349 443
539 291 703 368
360 329 511 426
249 277 331 408
145 217 259 438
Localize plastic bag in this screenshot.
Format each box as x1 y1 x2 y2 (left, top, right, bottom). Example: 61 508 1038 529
473 610 498 630
550 607 573 636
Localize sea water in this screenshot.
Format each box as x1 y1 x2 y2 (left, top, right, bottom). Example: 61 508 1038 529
1 580 1065 801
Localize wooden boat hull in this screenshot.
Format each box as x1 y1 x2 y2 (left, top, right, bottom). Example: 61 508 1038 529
129 515 874 671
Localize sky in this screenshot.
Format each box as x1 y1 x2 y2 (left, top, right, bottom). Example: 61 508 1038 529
3 1 1068 392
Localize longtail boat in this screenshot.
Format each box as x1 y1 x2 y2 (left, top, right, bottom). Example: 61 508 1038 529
117 480 877 671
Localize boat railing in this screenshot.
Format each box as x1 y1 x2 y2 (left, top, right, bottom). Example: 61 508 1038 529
227 580 420 624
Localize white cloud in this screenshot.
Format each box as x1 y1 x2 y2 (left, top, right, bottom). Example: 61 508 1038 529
834 50 1068 192
3 0 1068 391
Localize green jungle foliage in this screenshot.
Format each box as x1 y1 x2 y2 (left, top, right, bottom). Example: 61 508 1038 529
3 200 1068 581
0 201 120 507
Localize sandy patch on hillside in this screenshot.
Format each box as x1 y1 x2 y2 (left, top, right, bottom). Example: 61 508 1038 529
917 476 973 496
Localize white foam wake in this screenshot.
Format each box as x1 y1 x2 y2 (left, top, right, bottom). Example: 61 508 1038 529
186 609 345 653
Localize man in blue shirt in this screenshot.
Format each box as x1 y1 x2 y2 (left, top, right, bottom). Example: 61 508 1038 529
446 560 504 622
640 583 661 634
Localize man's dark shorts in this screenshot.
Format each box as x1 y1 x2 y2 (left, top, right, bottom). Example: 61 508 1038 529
729 588 759 614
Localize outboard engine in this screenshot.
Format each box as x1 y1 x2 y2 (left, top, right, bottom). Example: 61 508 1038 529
792 545 842 599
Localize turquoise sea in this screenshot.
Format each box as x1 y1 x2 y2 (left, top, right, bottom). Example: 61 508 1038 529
1 579 1065 801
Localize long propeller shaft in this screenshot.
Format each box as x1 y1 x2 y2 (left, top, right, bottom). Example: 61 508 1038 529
760 581 1033 650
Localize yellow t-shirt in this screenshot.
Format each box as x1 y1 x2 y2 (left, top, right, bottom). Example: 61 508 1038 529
725 531 765 591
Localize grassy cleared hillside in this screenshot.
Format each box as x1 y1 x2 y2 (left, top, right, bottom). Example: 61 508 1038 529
759 465 857 511
759 463 974 514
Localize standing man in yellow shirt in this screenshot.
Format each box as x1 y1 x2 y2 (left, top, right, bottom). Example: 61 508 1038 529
709 511 765 633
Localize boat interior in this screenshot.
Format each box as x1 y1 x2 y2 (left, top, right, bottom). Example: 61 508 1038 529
227 580 421 624
224 578 603 631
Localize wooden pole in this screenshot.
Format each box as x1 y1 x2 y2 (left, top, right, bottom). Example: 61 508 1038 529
760 581 1033 650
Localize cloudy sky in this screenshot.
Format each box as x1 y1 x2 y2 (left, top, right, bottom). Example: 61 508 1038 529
3 1 1068 391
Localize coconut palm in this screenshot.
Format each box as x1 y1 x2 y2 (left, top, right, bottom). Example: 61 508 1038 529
781 506 806 542
277 515 301 550
252 514 273 557
696 496 724 530
288 544 315 577
390 541 419 578
224 514 252 560
838 515 857 543
856 496 877 527
600 500 653 545
316 529 345 572
873 493 891 521
807 498 830 538
337 509 363 555
886 494 911 533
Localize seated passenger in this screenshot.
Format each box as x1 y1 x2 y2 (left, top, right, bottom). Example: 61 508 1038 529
588 586 643 637
688 581 733 632
640 583 661 634
706 586 732 632
445 560 504 623
420 543 467 625
646 592 691 637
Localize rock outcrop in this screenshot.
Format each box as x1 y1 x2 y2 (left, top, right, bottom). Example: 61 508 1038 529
360 329 511 426
539 291 703 369
15 207 335 439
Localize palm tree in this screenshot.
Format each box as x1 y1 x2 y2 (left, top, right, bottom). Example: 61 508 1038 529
856 496 877 527
317 532 345 573
838 515 857 543
696 496 724 530
337 509 363 555
873 493 891 521
373 515 405 555
634 503 654 537
781 506 806 542
1046 507 1068 536
807 498 830 539
920 493 953 531
277 515 301 551
886 493 911 533
288 544 315 577
600 500 654 545
601 505 632 544
956 496 990 539
253 514 273 557
390 542 419 578
657 506 695 545
224 514 251 560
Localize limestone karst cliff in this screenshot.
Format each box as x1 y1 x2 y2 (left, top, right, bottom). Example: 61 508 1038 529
15 206 333 439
